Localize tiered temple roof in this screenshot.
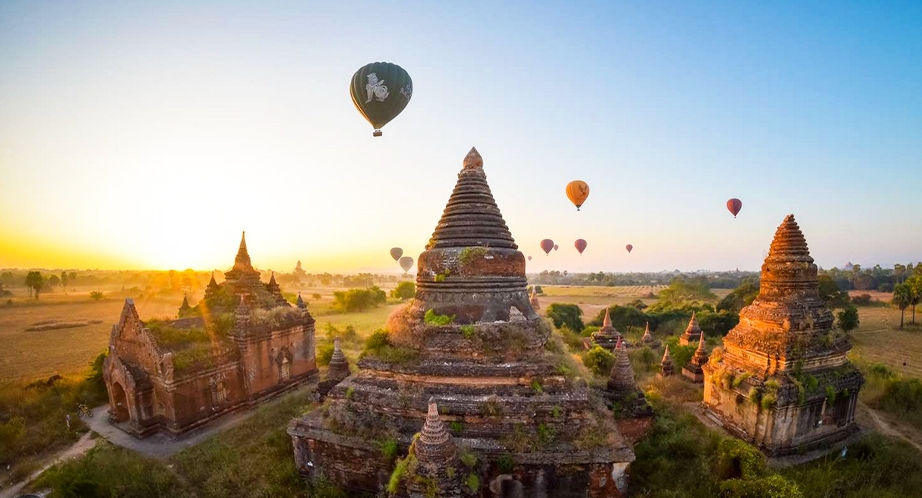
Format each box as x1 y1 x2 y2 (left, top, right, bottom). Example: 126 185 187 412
702 215 863 455
290 148 634 496
327 338 350 382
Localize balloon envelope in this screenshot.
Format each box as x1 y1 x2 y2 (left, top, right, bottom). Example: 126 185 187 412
528 256 532 261
540 239 554 255
398 256 414 273
575 239 587 254
390 247 403 262
566 181 590 210
626 244 633 253
553 244 559 251
727 198 743 218
350 62 412 136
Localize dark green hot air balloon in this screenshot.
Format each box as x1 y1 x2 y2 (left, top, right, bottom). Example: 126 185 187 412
350 62 413 137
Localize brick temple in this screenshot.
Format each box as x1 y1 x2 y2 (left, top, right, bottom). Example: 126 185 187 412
702 215 864 455
290 148 635 497
103 233 317 438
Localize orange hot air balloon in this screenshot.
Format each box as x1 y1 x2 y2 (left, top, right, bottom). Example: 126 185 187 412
626 244 633 253
540 239 554 255
727 198 742 218
574 239 587 254
566 181 590 211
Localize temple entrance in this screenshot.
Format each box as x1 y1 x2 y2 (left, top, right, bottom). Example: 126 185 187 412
280 357 291 382
110 382 130 422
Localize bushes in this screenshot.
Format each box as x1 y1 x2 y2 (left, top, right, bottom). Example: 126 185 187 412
877 378 922 431
582 346 615 377
332 286 386 312
390 281 415 300
836 305 860 332
546 303 584 331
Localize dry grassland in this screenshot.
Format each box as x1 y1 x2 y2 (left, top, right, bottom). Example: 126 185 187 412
849 305 922 379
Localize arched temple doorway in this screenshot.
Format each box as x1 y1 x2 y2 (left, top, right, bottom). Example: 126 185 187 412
110 382 130 422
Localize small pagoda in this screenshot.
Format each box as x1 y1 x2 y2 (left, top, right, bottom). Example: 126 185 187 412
681 333 709 383
702 215 864 455
591 308 623 351
401 399 462 498
290 148 634 497
639 322 660 349
658 345 675 378
602 339 653 418
678 312 702 346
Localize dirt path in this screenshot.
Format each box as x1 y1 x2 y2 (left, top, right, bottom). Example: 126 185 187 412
0 431 97 498
856 400 922 453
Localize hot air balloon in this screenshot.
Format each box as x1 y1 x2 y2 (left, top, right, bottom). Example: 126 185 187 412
553 244 559 251
626 244 633 253
575 239 587 254
566 180 590 211
398 256 414 274
528 256 532 261
540 239 554 255
390 247 403 262
726 198 742 218
350 62 413 137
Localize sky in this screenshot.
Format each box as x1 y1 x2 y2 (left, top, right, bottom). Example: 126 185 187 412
1 1 920 274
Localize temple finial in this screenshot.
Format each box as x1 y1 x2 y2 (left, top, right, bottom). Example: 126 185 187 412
603 307 612 328
462 147 483 169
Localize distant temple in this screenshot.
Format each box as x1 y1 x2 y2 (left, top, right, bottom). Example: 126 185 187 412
102 232 317 438
678 311 702 346
702 215 863 455
591 307 623 351
290 148 634 496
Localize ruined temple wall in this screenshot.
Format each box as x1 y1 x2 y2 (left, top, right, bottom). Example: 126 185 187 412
111 322 161 375
162 360 246 433
240 324 316 396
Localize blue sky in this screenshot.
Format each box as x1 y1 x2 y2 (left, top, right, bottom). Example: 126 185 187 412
1 1 919 273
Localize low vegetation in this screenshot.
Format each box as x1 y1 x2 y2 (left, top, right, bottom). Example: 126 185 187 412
332 286 387 312
859 362 922 431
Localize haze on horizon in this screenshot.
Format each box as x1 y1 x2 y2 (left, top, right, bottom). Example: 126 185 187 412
1 1 920 275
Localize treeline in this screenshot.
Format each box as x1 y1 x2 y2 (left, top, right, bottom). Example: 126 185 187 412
529 270 758 289
823 262 922 292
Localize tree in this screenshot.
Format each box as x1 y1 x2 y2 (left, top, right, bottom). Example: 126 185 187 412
390 281 415 300
61 271 68 295
656 277 717 308
893 284 912 329
545 303 584 332
817 275 850 309
25 271 44 299
908 276 922 326
717 279 760 314
836 305 860 333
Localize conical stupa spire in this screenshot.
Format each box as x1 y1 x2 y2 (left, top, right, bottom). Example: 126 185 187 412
330 338 345 364
642 322 653 342
697 331 706 353
603 308 612 328
416 398 453 457
208 271 219 288
662 344 671 362
686 312 700 333
608 338 636 391
296 292 306 310
426 148 517 250
766 214 812 263
234 231 253 271
268 272 278 286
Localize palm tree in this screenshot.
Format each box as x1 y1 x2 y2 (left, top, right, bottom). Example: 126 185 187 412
892 283 911 329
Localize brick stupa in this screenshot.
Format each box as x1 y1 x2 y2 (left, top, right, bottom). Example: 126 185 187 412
702 215 863 455
681 333 709 383
290 148 634 497
602 339 653 418
591 308 623 351
678 312 702 346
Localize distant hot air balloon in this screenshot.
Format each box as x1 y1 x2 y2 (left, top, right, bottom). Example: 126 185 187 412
350 62 413 137
398 256 414 274
575 239 587 254
390 247 403 262
626 244 633 253
540 239 554 255
553 244 559 251
528 256 532 261
726 198 742 218
566 181 590 211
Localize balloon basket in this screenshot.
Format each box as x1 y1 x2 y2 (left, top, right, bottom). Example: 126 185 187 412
373 130 382 137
